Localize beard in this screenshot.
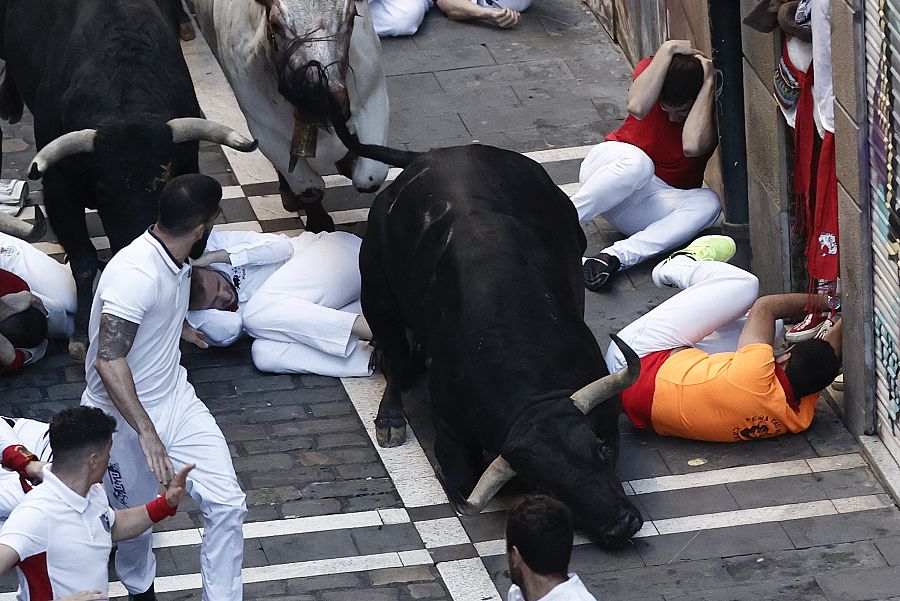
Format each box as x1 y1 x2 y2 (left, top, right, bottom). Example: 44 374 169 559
189 225 213 260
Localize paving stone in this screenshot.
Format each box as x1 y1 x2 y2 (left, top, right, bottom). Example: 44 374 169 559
243 436 314 454
298 448 378 466
260 528 358 563
816 467 885 499
232 453 294 471
568 541 645 574
664 578 827 601
408 582 448 599
460 98 604 136
280 497 343 518
389 86 521 118
459 509 508 543
235 374 295 394
245 467 329 489
334 462 389 480
165 538 268 575
245 485 302 505
307 401 355 418
351 523 423 554
286 573 361 592
727 474 831 510
273 417 362 436
322 589 398 601
615 440 671 480
816 566 900 601
298 374 341 388
724 541 886 584
300 477 395 499
381 44 496 77
368 566 436 585
634 522 796 566
654 433 818 475
580 559 737 599
342 491 403 512
317 432 372 448
875 535 900 566
434 58 576 90
804 402 861 456
386 73 444 99
187 364 260 383
219 423 269 442
781 508 900 548
636 485 740 521
243 386 348 405
192 380 238 398
245 503 282 523
390 111 470 146
242 580 289 598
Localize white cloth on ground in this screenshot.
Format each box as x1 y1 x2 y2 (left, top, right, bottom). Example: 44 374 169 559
0 232 76 337
188 230 372 377
570 141 721 268
507 574 597 601
368 0 433 36
605 257 782 373
81 229 245 601
0 418 51 525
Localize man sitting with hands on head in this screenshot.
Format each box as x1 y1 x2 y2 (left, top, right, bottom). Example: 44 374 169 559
573 39 722 292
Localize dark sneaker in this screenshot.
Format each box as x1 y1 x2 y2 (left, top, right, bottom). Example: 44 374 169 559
583 253 620 292
129 585 157 601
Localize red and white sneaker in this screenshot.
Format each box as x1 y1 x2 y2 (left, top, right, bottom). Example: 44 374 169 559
785 312 833 343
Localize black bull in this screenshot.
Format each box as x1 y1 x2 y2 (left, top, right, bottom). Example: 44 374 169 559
0 0 255 356
357 143 644 545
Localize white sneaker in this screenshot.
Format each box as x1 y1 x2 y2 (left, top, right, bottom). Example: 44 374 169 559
0 179 28 216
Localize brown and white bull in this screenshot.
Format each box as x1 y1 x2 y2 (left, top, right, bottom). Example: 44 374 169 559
193 0 390 232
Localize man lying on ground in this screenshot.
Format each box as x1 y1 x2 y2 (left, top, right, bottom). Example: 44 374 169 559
368 0 525 38
0 407 192 601
188 229 373 378
607 235 842 442
574 39 721 292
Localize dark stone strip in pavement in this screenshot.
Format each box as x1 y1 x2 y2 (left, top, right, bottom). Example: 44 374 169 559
635 484 740 521
433 58 576 91
723 540 886 584
427 543 479 563
407 504 457 522
633 522 795 566
242 181 281 197
662 578 828 601
577 558 736 599
726 468 885 511
781 508 900 548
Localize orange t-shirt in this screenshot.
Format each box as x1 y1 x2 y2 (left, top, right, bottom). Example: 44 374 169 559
605 57 714 190
648 343 819 442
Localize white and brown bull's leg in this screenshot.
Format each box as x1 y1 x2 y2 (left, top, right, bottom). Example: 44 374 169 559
42 177 98 360
277 171 335 234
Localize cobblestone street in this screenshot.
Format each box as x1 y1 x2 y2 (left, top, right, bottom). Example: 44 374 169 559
2 0 900 599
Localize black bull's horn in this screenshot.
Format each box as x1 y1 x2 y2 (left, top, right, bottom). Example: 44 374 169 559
455 334 641 516
27 119 258 180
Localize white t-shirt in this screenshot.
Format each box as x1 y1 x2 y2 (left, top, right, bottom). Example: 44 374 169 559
508 574 597 601
811 0 834 135
0 466 116 600
82 229 193 409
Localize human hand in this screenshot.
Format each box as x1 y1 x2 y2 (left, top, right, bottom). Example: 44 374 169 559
698 55 715 79
181 322 209 349
53 590 108 601
192 249 230 268
138 430 174 485
164 463 195 509
661 39 702 58
486 7 519 28
24 460 46 484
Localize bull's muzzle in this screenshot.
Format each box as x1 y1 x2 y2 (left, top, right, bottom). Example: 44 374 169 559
457 334 640 516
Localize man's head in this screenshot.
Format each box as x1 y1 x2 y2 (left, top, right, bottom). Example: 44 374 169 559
190 267 237 311
782 338 842 398
156 174 223 259
659 54 704 123
506 494 574 586
49 406 117 481
0 305 48 348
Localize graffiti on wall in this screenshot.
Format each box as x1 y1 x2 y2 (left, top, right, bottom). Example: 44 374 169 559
871 0 900 432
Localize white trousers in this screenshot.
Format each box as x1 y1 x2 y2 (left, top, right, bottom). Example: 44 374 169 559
243 232 373 377
606 257 769 373
0 232 76 336
369 0 432 36
84 389 246 601
570 141 722 268
0 417 51 524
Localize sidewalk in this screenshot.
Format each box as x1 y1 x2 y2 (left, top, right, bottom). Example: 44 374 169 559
1 1 899 599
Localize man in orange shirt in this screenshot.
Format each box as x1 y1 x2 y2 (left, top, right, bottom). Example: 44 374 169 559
606 235 842 442
574 40 722 292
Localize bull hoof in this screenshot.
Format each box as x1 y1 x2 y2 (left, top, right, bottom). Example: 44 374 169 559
302 201 335 234
68 340 87 362
179 21 196 41
375 420 406 448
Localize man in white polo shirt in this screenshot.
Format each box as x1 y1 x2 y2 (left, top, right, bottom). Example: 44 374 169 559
0 406 192 601
81 174 246 601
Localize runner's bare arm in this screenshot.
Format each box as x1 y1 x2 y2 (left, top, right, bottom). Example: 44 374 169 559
94 313 175 484
54 591 108 600
737 294 830 349
111 464 194 542
0 543 20 573
627 40 701 119
682 56 717 157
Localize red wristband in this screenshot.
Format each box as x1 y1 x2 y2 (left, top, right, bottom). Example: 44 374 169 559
2 445 37 477
145 495 177 523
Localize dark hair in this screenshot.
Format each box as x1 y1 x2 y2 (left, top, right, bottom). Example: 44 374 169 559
506 494 573 577
189 267 215 310
785 339 841 398
49 407 117 469
0 306 48 348
157 174 222 235
659 54 704 108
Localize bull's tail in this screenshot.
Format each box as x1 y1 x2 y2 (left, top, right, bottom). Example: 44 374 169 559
329 96 416 168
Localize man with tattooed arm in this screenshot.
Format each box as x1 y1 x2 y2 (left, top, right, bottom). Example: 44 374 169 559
80 175 246 601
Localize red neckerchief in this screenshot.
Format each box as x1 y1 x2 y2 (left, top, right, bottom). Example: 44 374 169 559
773 363 800 412
782 42 815 235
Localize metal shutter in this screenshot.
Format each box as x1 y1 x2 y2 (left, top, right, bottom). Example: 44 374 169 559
867 0 900 460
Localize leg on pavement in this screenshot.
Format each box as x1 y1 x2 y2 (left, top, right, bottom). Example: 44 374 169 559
570 141 655 223
242 232 364 357
605 256 759 373
252 337 373 377
368 0 431 36
161 391 246 601
601 181 722 269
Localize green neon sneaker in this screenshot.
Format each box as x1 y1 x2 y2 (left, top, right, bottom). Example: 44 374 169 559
651 235 736 288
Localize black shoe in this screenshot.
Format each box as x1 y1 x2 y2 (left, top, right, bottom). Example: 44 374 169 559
583 253 620 292
129 584 157 601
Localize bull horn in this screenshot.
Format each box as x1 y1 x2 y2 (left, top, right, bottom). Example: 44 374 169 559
167 118 258 152
571 334 641 415
0 205 47 242
28 130 97 179
457 455 516 516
